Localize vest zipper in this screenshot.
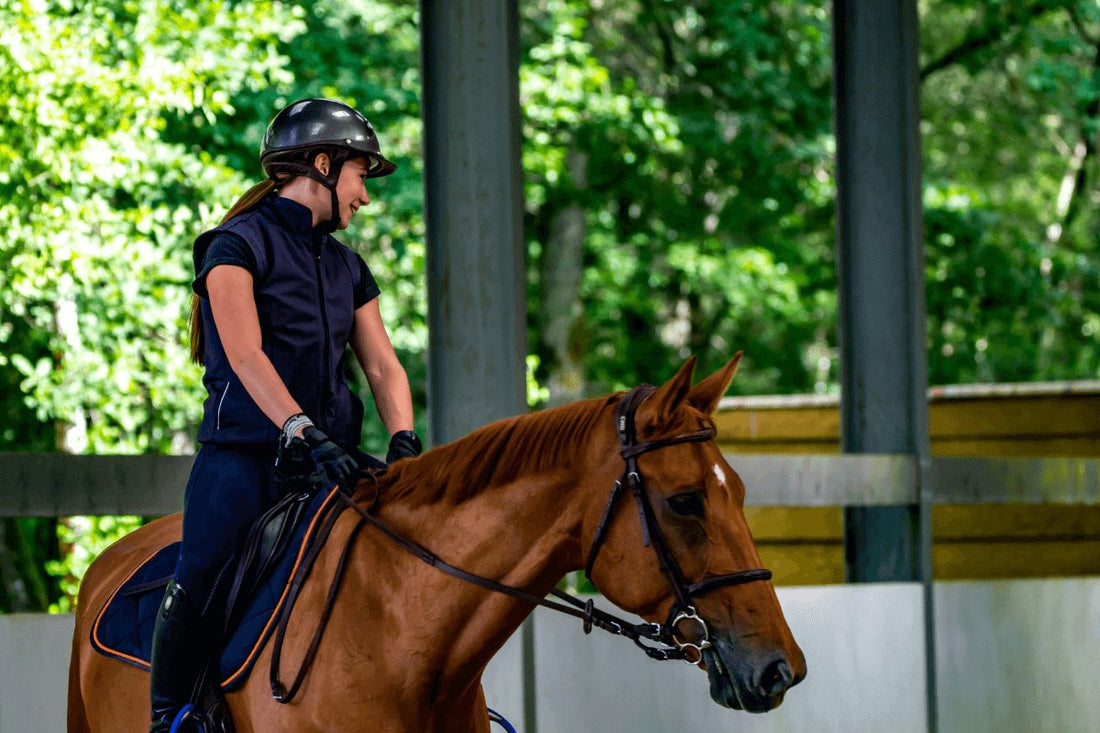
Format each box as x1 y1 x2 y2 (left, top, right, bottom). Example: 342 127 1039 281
313 248 332 433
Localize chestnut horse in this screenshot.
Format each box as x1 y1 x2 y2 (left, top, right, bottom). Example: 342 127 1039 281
68 355 805 732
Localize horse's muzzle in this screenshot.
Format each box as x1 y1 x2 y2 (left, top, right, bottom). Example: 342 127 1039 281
702 636 804 713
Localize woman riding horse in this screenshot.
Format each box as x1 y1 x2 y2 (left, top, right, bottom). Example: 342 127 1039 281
149 98 423 732
69 356 806 732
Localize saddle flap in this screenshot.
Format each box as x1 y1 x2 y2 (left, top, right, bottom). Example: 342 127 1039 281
223 489 314 632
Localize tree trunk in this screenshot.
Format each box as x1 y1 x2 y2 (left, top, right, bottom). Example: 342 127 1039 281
540 149 589 406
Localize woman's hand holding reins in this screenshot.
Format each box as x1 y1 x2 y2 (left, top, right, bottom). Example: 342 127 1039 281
386 430 422 464
277 414 359 493
299 426 359 491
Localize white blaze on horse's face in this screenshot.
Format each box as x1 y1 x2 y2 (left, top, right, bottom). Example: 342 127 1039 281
713 463 727 488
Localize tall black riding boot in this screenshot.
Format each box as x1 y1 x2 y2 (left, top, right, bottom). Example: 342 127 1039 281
149 581 208 733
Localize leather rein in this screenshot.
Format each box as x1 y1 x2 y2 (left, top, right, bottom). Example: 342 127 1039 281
268 385 771 703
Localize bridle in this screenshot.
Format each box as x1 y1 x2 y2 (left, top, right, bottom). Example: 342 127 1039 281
581 384 773 664
269 385 771 702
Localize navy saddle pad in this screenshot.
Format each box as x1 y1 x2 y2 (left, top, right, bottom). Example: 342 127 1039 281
91 486 344 691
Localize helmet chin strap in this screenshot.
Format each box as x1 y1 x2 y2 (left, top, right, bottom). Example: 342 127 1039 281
317 184 341 235
304 149 350 235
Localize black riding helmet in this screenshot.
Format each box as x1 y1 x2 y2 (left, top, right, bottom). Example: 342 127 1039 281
260 98 397 232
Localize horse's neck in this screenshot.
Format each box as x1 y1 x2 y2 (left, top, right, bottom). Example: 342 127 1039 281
357 465 595 700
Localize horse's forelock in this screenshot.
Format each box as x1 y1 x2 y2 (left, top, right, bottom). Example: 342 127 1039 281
637 397 717 442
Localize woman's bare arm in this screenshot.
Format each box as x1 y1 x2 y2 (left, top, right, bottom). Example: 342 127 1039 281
349 299 414 436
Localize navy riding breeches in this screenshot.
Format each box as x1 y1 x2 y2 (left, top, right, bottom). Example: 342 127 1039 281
174 443 282 615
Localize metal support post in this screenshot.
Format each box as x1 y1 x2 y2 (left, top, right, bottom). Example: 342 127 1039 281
419 1 531 730
832 0 936 730
420 0 527 446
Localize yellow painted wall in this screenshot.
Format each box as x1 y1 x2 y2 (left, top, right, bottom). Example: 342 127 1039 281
719 385 1100 584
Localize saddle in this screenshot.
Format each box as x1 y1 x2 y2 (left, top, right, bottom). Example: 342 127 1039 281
91 483 349 731
225 485 316 633
197 485 321 732
92 462 522 732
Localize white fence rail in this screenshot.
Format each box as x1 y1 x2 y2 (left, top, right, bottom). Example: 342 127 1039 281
5 579 1098 733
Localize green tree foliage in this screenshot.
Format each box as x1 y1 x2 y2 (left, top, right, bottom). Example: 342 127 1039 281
921 0 1100 383
0 0 302 454
520 0 1099 393
1 0 1098 610
0 0 302 610
0 517 59 611
522 0 838 396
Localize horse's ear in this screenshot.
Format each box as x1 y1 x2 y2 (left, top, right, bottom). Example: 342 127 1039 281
686 352 743 416
645 357 697 421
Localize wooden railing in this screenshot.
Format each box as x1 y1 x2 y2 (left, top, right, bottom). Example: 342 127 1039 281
1 451 1097 585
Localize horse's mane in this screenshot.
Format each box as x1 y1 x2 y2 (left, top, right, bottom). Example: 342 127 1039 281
377 393 621 506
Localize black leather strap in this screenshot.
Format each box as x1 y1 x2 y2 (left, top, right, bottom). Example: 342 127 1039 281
337 495 684 660
601 384 772 627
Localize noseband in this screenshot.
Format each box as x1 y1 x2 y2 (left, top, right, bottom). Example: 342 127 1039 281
581 384 772 663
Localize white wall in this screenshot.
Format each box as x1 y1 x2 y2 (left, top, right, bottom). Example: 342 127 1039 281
934 578 1100 733
5 579 1098 733
0 613 73 733
507 584 929 733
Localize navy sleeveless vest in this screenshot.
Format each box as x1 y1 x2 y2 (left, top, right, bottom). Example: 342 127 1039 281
193 195 365 450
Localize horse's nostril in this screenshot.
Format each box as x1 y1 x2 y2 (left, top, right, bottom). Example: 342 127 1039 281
757 658 794 697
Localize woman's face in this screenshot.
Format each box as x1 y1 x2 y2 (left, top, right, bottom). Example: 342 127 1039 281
333 157 372 229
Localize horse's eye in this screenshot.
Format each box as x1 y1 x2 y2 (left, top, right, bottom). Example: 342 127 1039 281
667 492 705 519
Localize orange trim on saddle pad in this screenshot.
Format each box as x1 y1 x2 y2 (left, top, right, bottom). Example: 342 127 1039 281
90 548 162 670
89 486 345 689
220 486 343 688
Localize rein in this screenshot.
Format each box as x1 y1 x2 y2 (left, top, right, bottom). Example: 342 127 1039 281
268 385 772 703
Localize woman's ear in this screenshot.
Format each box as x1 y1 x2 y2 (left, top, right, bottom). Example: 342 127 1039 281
313 152 331 177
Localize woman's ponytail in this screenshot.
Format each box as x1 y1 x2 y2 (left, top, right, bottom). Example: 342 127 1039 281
188 179 277 365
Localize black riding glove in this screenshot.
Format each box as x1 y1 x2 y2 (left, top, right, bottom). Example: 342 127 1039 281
386 430 423 464
276 414 358 494
300 426 360 492
274 437 316 491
